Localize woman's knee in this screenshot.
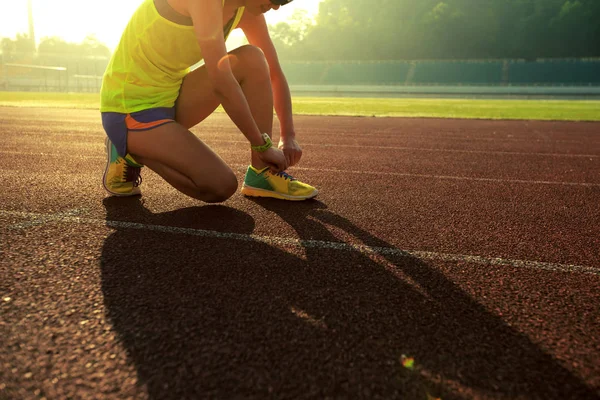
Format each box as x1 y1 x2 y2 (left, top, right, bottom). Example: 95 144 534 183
209 176 238 203
195 171 238 203
231 45 270 77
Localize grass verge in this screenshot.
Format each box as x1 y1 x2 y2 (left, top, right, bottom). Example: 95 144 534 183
1 91 599 121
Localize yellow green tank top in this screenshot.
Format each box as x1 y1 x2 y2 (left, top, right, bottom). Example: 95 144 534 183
100 0 244 113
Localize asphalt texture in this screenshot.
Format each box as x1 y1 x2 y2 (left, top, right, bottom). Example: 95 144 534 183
1 107 599 400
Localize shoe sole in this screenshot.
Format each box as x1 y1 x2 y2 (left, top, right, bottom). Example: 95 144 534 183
102 137 141 197
241 184 318 201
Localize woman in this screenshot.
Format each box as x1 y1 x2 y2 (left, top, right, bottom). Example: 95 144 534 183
101 0 318 201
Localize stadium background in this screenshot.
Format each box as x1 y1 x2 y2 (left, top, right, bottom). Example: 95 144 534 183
1 0 599 98
2 55 600 98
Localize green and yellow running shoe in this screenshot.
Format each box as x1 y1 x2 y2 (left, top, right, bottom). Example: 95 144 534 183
102 137 143 197
241 166 318 201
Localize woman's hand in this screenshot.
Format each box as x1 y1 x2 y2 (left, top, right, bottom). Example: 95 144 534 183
257 147 288 173
278 138 303 167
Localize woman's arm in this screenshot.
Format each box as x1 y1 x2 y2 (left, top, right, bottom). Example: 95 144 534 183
186 0 286 171
239 12 303 167
187 0 264 146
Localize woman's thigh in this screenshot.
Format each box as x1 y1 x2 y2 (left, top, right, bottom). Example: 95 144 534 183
127 121 237 200
175 45 269 129
175 64 220 129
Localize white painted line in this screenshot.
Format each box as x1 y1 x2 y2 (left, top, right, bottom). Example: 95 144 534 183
7 130 592 146
7 208 86 230
203 139 600 158
315 132 590 144
0 153 598 188
3 137 598 158
1 150 102 159
312 144 600 158
287 166 600 188
1 210 598 276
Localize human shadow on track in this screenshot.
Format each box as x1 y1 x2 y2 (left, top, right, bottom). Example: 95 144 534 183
101 197 596 400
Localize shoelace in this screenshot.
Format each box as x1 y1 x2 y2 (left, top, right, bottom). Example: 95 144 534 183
273 171 296 181
124 165 143 187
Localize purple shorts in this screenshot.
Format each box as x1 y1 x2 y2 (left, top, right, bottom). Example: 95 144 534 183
101 107 176 158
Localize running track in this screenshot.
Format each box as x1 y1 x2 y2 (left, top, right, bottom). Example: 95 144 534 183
1 107 599 399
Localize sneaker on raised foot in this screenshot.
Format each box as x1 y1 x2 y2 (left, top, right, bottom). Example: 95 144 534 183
102 137 143 197
241 166 318 201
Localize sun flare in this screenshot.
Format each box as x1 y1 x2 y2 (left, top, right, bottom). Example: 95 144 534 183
0 0 322 51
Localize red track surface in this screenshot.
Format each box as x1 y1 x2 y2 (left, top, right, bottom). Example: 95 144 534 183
1 107 599 399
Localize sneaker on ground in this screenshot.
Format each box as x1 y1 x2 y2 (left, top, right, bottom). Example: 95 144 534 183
102 137 143 197
241 166 318 201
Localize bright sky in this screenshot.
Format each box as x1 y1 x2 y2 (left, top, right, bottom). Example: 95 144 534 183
0 0 322 51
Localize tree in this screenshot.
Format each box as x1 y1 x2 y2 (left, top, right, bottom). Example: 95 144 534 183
38 36 77 55
80 35 111 58
550 0 600 57
37 35 111 58
270 9 313 47
269 9 316 60
279 0 600 61
1 38 17 57
12 33 36 54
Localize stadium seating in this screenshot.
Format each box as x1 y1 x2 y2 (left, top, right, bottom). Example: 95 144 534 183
3 56 599 91
281 61 411 85
279 62 329 85
321 62 411 85
411 61 503 85
508 60 600 85
279 59 600 87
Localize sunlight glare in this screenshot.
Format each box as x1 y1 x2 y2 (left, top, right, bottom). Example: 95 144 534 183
0 0 323 51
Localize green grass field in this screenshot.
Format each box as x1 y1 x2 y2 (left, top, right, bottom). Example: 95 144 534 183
1 91 599 121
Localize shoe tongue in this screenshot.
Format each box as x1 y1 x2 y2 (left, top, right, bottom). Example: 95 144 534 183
251 166 269 174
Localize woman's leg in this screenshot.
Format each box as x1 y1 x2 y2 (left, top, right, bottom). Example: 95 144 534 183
126 45 275 202
176 44 274 170
128 122 238 203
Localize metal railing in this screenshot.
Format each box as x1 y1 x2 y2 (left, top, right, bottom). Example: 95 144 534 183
0 53 108 92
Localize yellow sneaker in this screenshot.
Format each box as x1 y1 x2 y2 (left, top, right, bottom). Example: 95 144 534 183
241 166 318 201
102 137 143 197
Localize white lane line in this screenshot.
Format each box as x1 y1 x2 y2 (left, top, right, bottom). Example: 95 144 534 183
0 154 598 188
6 130 593 146
317 133 590 144
7 208 87 230
1 210 598 276
202 139 600 158
1 151 102 159
3 137 598 158
309 144 599 158
288 166 600 188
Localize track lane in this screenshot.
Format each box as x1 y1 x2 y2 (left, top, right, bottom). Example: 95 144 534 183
1 162 598 267
2 107 599 399
2 220 599 399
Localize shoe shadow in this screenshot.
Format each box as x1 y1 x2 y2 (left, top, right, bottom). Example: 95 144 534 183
100 197 596 399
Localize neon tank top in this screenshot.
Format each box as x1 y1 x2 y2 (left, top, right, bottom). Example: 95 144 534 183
100 0 244 113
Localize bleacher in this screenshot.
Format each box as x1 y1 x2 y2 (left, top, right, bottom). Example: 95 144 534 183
321 62 412 85
2 55 599 93
280 62 329 85
508 59 600 85
411 61 503 85
281 61 412 86
281 59 600 87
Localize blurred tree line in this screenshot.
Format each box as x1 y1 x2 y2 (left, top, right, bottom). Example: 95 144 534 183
1 34 111 89
271 0 600 60
1 34 111 61
2 0 597 63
